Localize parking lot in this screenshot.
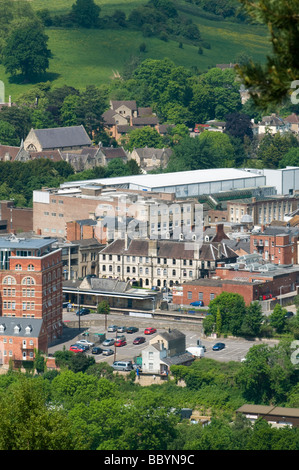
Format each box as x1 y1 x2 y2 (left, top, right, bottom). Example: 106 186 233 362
48 311 278 365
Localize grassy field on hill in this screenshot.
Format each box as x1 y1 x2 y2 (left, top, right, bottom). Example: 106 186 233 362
0 0 270 101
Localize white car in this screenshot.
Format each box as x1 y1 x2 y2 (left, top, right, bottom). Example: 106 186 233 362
76 339 95 348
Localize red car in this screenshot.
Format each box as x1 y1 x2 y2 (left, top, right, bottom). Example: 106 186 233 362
69 344 85 353
144 327 157 335
133 336 146 345
114 339 127 347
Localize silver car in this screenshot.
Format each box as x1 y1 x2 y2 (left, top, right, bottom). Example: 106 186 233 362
102 348 114 356
107 325 118 332
102 338 115 346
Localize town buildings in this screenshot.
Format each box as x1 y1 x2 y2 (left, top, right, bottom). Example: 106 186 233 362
0 235 63 366
175 253 299 307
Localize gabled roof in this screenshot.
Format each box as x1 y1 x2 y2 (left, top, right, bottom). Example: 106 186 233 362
32 125 92 149
110 100 137 111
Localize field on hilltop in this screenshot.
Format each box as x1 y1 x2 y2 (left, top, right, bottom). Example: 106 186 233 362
0 0 270 100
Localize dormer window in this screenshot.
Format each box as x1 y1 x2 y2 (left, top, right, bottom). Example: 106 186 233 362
14 324 21 334
25 325 32 334
0 324 6 333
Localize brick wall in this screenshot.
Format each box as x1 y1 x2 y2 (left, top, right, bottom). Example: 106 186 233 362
0 201 33 233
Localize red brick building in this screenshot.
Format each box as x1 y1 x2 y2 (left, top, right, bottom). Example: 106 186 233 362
0 236 63 366
176 261 299 307
250 226 299 265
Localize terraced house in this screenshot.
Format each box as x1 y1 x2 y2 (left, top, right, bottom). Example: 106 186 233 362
99 237 237 289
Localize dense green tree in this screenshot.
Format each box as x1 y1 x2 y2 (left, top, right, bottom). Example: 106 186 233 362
124 126 164 152
279 147 299 168
3 20 51 79
0 120 19 146
257 132 299 168
71 0 101 28
240 301 264 337
270 303 287 334
0 376 85 449
207 292 246 336
167 132 235 172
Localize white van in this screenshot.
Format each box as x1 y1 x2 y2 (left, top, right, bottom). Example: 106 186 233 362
112 361 133 371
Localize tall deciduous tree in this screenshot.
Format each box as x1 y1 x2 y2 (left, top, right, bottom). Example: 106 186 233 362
3 20 51 79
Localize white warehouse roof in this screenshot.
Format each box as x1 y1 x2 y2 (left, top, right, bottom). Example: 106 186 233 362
59 168 266 197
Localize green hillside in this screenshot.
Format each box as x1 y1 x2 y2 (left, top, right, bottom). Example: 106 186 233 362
0 0 270 100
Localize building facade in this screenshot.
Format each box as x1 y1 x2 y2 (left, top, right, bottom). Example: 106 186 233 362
0 236 63 366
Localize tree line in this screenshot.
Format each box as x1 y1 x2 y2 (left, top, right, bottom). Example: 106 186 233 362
0 338 298 450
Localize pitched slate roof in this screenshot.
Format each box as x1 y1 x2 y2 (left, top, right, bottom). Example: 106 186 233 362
0 318 43 338
33 125 92 149
110 100 137 111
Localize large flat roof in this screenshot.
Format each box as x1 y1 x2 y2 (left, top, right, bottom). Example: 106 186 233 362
60 168 263 191
0 236 55 250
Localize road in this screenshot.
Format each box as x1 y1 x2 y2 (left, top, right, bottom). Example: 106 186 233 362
48 310 278 365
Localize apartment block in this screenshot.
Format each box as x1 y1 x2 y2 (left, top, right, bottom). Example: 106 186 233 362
0 236 63 366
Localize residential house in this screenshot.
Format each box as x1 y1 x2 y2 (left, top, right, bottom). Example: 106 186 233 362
102 100 162 142
253 113 291 135
97 145 128 166
128 147 172 172
141 329 194 375
284 113 299 134
23 125 92 152
0 145 20 161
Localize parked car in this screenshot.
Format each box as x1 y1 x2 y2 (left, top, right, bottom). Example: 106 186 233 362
76 339 94 348
133 336 145 345
76 308 90 316
190 301 204 307
127 326 139 334
75 343 89 351
69 345 85 353
112 361 133 371
107 325 118 332
102 348 114 356
144 327 157 335
116 334 126 342
117 326 127 333
212 342 225 351
102 338 115 346
92 346 103 355
115 339 127 347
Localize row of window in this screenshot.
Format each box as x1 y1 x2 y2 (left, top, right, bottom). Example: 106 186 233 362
3 302 35 310
14 264 35 271
101 254 193 265
44 212 64 217
3 288 35 297
187 291 215 300
3 276 35 285
101 265 193 277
